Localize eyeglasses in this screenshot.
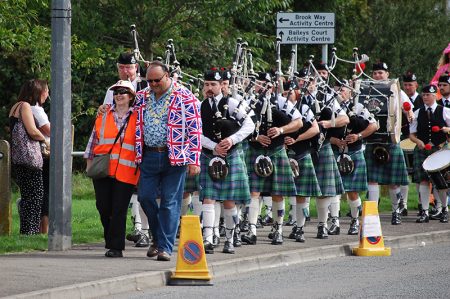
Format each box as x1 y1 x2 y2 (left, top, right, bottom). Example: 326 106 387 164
113 88 130 95
147 74 166 84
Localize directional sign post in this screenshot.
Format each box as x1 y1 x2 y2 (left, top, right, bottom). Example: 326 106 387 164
276 12 335 44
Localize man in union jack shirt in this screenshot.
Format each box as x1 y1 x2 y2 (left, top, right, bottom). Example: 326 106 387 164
134 60 202 261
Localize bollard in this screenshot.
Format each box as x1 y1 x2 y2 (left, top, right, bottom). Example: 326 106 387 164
0 140 12 235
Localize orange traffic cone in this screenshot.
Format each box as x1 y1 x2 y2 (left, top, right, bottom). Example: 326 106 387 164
352 201 391 256
169 215 213 286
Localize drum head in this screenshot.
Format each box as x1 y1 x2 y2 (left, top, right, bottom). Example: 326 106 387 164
400 138 416 151
389 79 401 144
422 149 450 171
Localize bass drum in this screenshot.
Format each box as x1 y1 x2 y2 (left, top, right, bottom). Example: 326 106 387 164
356 79 402 144
422 149 450 190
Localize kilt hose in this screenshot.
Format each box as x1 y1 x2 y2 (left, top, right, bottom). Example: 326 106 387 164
364 143 409 186
332 148 368 192
292 152 322 197
312 143 344 197
412 146 441 183
199 148 250 203
246 145 297 196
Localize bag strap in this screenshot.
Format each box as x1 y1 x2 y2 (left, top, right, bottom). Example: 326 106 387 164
108 112 131 154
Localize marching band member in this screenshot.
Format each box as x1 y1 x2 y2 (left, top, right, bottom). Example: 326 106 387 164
200 70 255 254
409 84 450 223
242 72 302 245
401 71 423 216
365 62 412 225
302 68 348 238
284 79 322 242
330 80 378 235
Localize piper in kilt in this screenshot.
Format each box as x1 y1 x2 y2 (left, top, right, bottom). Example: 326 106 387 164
242 72 302 246
199 70 255 254
330 81 378 235
284 87 322 242
301 69 349 239
409 84 450 223
365 62 413 226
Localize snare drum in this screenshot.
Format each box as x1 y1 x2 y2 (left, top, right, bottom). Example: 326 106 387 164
422 149 450 190
356 79 402 144
400 138 416 175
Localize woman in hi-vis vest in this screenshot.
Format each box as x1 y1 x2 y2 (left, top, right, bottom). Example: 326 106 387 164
84 80 140 258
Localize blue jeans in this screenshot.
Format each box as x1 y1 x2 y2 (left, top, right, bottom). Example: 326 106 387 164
138 151 187 255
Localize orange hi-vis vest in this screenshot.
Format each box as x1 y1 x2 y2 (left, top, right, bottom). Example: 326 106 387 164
93 110 140 185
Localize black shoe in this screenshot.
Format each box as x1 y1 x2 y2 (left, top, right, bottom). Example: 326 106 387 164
212 234 220 248
256 215 264 228
294 226 305 243
440 209 448 223
261 214 273 226
268 225 275 240
348 218 359 235
288 225 298 239
305 216 311 222
391 211 401 225
317 223 328 239
146 244 159 258
241 231 257 245
271 230 283 245
416 211 429 223
240 216 250 232
222 241 235 254
105 249 123 258
284 215 296 226
126 229 141 243
400 208 408 216
233 227 242 247
430 209 443 220
346 211 352 218
204 240 215 254
328 217 340 235
135 233 150 247
417 203 423 215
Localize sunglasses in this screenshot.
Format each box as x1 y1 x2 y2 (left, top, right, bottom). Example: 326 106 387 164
147 74 166 84
113 88 130 95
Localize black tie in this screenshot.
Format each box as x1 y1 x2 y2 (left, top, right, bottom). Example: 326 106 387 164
445 100 450 108
211 98 218 112
427 107 432 121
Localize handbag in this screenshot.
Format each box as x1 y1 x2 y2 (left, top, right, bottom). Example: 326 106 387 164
86 113 131 179
10 103 43 170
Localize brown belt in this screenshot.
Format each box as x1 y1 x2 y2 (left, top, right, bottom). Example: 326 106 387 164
145 146 167 153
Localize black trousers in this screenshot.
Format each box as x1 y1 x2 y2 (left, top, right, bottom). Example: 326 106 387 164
93 177 135 250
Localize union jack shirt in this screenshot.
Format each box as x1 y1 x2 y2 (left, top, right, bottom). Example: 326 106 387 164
134 81 202 166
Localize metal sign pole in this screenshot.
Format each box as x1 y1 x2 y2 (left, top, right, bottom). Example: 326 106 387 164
322 44 328 64
49 0 72 251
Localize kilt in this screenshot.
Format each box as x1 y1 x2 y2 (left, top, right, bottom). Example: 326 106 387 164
412 146 440 183
333 148 368 192
199 148 250 203
246 145 297 196
293 153 322 197
364 143 409 186
313 143 344 196
184 174 199 193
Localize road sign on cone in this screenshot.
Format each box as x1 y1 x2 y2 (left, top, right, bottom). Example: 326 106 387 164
352 201 391 256
169 215 213 286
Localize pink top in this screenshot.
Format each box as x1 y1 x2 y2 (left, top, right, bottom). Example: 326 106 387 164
430 64 450 86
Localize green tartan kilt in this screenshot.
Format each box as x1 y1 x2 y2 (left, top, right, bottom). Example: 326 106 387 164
364 143 409 186
184 174 200 193
246 145 297 196
199 148 250 203
313 143 344 196
412 146 441 183
333 148 368 192
292 153 322 197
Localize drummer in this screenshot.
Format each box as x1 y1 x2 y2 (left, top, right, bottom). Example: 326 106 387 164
409 84 450 223
366 61 413 225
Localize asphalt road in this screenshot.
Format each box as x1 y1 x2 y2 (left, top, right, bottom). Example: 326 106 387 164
109 241 450 299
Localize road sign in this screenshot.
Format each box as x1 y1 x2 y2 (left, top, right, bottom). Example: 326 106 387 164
276 12 335 44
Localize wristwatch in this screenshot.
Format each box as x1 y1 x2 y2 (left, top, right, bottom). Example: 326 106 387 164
280 127 284 135
357 133 363 140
